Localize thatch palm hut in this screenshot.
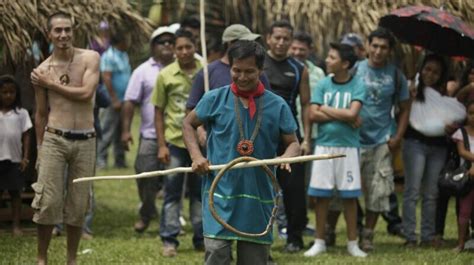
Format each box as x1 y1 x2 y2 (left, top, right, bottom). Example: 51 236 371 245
0 0 153 110
158 0 474 77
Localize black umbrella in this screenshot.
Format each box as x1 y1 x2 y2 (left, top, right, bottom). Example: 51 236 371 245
379 5 474 58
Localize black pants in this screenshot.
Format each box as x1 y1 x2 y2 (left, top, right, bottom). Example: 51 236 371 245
435 188 460 237
276 160 308 247
382 193 403 233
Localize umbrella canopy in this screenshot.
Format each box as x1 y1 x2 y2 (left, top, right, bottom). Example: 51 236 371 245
379 5 474 58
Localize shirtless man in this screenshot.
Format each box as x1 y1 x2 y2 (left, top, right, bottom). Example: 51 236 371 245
30 12 100 265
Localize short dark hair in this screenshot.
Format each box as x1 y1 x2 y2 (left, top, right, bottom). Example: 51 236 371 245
466 99 474 110
460 60 474 88
180 16 200 29
329 42 358 69
47 11 72 32
228 40 266 69
0 75 22 112
293 31 313 47
368 27 396 48
175 28 195 45
268 20 293 35
110 30 128 46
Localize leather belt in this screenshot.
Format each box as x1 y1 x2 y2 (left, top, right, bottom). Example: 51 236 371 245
46 127 96 140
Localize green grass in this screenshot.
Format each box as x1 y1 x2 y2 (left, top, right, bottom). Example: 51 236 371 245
1 113 473 264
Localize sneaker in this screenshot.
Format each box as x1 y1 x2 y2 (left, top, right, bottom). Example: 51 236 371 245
96 160 106 170
403 240 417 248
303 225 316 237
278 227 288 240
134 219 149 233
194 242 205 252
347 240 367 257
432 236 445 248
267 254 277 265
465 239 474 250
114 163 127 169
388 225 404 238
52 227 62 237
360 229 374 252
304 239 326 257
283 242 303 253
162 243 177 257
81 232 93 240
419 239 437 248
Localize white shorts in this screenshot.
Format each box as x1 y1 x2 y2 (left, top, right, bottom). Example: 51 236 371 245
308 146 361 198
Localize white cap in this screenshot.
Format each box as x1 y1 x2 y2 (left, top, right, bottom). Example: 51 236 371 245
150 26 175 42
169 23 181 33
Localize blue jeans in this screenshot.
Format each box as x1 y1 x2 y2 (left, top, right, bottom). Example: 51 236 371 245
97 106 125 167
402 138 447 242
160 144 203 247
135 138 163 223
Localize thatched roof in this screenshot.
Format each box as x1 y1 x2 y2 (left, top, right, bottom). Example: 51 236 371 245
160 0 474 77
0 0 153 64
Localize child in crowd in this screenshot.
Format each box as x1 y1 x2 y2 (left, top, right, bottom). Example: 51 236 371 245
452 100 474 252
0 75 32 236
305 43 367 258
454 60 474 104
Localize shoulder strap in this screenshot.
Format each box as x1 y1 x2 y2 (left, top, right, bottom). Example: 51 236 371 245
461 127 470 150
393 67 401 105
460 127 471 167
287 59 301 92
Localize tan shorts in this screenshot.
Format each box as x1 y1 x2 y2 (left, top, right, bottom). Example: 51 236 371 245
31 131 95 227
360 144 394 212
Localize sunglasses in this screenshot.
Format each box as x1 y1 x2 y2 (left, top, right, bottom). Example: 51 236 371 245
154 39 175 45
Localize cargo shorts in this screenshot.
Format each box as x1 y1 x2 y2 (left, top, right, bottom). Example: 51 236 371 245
31 131 95 227
360 144 394 212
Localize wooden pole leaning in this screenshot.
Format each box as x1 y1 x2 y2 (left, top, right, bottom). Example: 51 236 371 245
72 154 345 183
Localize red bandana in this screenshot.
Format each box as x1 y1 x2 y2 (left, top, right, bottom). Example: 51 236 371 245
230 81 265 119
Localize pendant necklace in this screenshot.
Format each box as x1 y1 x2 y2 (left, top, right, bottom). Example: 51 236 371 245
234 95 263 156
49 49 74 85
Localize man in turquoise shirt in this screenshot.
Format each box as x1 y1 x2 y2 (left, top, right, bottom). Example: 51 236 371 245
183 40 300 265
97 31 131 168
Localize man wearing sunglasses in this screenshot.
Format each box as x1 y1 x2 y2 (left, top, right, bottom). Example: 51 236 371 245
121 26 175 233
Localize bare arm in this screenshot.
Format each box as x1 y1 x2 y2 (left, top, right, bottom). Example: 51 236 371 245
278 132 301 172
20 129 31 172
121 100 135 151
388 99 411 150
299 67 311 151
456 83 474 103
457 140 474 163
183 110 209 174
34 87 48 145
31 52 100 101
103 71 122 111
309 104 333 123
155 106 170 164
320 100 362 123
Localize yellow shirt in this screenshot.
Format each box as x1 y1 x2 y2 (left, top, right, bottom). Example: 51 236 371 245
151 59 202 148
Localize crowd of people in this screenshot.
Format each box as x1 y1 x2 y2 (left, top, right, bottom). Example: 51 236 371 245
0 10 473 265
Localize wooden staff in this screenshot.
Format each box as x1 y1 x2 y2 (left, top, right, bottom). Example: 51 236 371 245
73 154 345 183
200 0 209 92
